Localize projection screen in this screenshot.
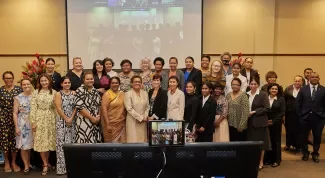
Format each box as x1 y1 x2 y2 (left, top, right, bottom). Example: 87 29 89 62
66 0 202 69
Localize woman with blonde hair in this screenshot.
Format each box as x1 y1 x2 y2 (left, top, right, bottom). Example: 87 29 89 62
206 59 226 87
66 57 84 91
139 58 153 92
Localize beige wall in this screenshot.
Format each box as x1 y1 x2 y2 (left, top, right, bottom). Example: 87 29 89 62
1 0 325 86
0 0 67 85
204 0 325 87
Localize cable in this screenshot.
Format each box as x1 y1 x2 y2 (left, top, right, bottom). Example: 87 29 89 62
156 150 166 178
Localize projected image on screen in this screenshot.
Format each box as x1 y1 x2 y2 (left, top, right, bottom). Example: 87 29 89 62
67 0 201 69
149 121 184 146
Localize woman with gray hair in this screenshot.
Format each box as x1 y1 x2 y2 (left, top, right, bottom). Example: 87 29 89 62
139 57 153 92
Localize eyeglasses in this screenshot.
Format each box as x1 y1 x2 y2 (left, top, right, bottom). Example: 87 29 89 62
3 78 13 80
213 65 221 67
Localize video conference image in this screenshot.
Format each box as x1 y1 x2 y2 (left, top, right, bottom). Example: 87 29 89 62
108 0 185 7
67 0 201 68
150 121 184 146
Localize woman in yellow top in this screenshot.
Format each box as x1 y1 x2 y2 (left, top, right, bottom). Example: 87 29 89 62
30 73 56 176
101 77 127 143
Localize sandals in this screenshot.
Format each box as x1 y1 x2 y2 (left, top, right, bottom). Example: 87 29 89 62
272 163 280 167
12 166 21 172
259 165 264 170
42 165 49 176
23 168 31 175
4 167 12 173
5 165 20 173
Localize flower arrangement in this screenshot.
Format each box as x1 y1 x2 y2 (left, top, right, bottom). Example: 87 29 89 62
21 53 46 87
230 52 244 66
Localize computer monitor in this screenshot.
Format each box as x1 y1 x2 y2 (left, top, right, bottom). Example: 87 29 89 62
63 143 163 178
164 142 262 178
148 120 185 147
64 141 262 178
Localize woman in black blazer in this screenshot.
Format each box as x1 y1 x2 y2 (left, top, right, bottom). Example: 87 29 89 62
246 77 271 170
181 56 202 95
148 74 167 120
184 81 200 131
194 82 217 142
264 83 285 167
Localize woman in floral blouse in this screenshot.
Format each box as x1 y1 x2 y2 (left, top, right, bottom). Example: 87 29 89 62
118 59 136 92
139 58 153 92
212 82 229 142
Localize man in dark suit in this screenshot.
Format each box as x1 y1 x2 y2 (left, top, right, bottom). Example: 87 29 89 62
296 72 325 163
302 68 313 86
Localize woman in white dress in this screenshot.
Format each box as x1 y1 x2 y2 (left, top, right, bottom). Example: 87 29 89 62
124 75 149 143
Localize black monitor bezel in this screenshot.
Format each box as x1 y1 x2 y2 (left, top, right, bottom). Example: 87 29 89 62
148 120 185 147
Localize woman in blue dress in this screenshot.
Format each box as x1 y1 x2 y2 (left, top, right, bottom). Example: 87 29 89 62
13 78 33 174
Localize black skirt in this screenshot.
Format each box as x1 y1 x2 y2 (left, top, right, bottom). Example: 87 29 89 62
247 126 271 151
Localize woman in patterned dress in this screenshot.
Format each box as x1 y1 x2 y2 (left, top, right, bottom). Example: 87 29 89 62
54 76 76 175
13 79 33 174
0 71 22 172
30 73 57 175
139 58 153 92
119 59 136 92
212 82 229 142
101 77 126 143
74 72 102 143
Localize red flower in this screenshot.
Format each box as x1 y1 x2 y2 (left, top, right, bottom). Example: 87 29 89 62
36 53 40 59
22 72 28 75
28 70 33 75
32 60 38 66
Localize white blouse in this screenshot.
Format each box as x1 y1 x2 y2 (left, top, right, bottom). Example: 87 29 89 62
247 89 260 112
225 74 248 94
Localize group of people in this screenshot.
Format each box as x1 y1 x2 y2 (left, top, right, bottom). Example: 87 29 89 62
0 52 324 176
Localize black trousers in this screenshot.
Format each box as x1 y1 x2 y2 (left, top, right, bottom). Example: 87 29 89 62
196 132 213 142
285 111 300 149
300 113 325 156
229 126 246 141
264 123 282 164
